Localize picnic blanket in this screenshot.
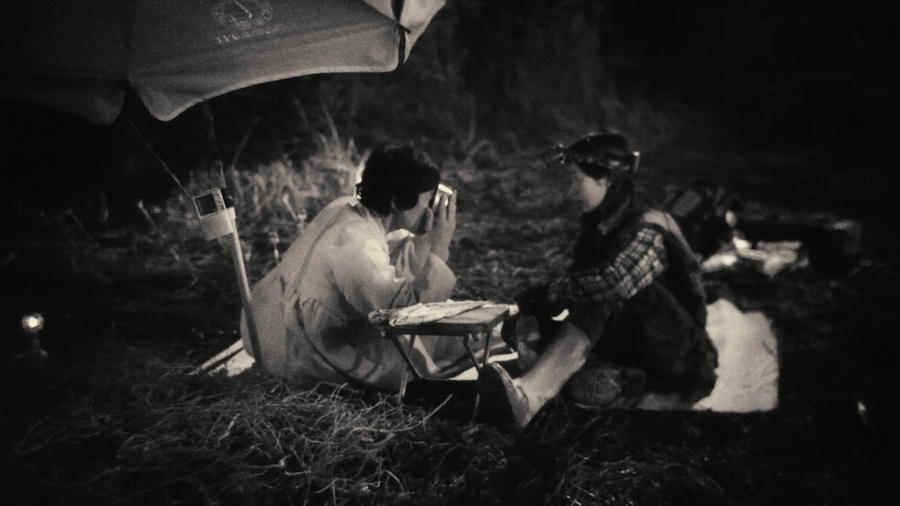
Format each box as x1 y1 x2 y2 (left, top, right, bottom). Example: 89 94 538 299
693 297 778 412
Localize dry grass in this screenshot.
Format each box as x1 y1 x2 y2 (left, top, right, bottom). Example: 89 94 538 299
1 99 892 506
2 340 510 504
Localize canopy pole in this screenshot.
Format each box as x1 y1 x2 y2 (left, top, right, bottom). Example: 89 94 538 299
229 213 263 369
128 113 264 371
200 102 264 369
392 0 409 68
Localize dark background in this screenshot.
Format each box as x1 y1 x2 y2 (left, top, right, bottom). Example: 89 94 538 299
2 0 896 219
2 2 898 503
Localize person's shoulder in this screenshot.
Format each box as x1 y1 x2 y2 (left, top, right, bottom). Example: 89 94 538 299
640 209 682 238
640 209 671 227
610 207 665 237
330 199 385 247
322 196 358 215
307 196 356 225
604 209 666 250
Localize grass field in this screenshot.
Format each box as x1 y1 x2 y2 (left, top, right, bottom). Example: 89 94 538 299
1 106 896 505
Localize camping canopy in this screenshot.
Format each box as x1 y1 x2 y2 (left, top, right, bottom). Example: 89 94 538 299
0 0 444 124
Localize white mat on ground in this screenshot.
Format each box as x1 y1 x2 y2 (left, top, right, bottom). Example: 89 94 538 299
200 298 778 412
693 298 778 412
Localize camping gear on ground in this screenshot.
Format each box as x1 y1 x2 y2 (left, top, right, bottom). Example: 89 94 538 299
661 184 862 276
661 185 738 259
737 212 862 273
700 212 862 277
702 238 810 278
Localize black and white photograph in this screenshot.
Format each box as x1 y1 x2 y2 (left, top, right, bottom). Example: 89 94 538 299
1 1 895 504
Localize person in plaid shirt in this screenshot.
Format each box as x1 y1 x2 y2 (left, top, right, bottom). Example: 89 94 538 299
545 226 667 304
478 133 717 430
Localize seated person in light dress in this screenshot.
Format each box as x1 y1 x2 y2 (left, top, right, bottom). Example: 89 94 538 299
242 145 475 389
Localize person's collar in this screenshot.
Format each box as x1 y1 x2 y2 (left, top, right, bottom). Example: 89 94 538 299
350 197 391 233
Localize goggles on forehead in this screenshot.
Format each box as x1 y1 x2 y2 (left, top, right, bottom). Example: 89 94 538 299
541 144 641 174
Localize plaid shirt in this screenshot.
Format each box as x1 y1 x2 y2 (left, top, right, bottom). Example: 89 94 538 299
547 226 667 303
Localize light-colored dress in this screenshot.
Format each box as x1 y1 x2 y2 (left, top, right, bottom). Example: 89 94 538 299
241 196 471 390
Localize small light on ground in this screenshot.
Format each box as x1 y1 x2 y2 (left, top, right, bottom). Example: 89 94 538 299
857 400 869 427
21 313 45 333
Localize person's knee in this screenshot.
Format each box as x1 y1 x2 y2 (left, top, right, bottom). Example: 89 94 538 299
692 350 719 398
673 349 718 403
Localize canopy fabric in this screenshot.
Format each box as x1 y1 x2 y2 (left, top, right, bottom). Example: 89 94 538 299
0 0 444 124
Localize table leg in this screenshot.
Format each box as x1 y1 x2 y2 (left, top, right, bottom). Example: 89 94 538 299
388 333 423 379
398 368 408 401
389 333 423 402
463 334 481 370
480 331 492 369
472 388 481 423
464 333 485 421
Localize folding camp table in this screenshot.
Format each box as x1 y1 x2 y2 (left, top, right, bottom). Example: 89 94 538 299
381 304 512 398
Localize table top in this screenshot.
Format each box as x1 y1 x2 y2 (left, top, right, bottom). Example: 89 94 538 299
387 303 512 335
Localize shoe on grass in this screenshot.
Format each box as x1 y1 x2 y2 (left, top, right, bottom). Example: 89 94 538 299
563 361 647 409
476 363 533 431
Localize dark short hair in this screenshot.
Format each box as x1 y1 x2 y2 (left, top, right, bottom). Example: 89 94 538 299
568 133 636 179
355 145 440 216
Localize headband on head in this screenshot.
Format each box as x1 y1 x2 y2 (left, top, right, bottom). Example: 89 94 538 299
541 144 641 175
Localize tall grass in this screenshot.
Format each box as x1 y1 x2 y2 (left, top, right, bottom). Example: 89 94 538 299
232 116 364 228
141 114 366 281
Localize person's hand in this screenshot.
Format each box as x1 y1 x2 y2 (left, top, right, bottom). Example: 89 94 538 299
430 190 457 260
514 284 551 315
411 190 457 264
409 210 434 275
515 283 568 317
